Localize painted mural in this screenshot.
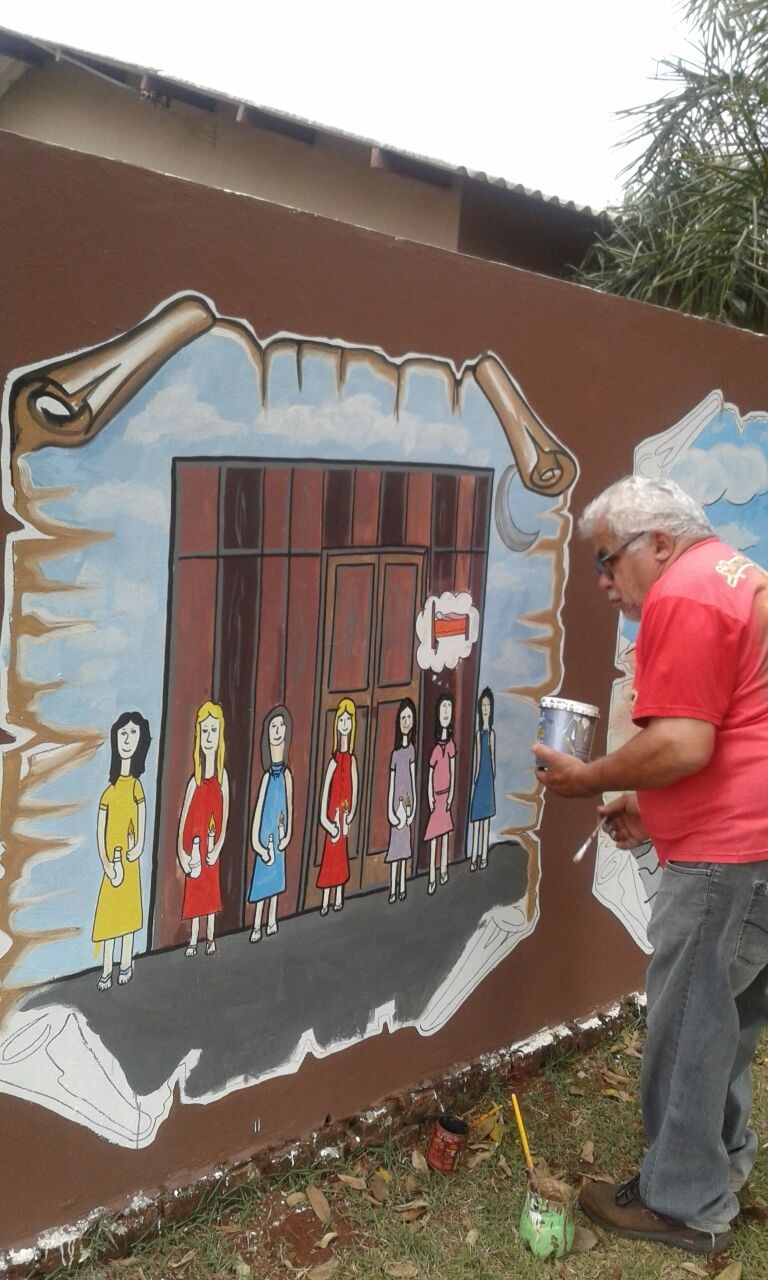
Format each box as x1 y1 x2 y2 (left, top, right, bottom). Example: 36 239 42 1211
0 293 578 1146
595 390 768 950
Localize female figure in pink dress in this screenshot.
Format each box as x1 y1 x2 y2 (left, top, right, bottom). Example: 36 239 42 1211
424 694 455 894
177 701 230 956
316 697 358 915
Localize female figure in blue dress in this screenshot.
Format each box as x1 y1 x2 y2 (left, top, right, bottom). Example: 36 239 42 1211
248 706 294 942
468 687 496 871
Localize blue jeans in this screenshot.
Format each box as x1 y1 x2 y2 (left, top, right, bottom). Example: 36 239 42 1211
639 860 768 1233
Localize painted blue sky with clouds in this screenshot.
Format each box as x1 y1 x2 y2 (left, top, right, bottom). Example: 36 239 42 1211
9 329 567 986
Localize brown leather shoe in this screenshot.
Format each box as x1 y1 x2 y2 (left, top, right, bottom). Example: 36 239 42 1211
580 1175 732 1255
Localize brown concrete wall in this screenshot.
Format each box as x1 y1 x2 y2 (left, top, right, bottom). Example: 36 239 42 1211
1 130 767 1253
0 62 462 250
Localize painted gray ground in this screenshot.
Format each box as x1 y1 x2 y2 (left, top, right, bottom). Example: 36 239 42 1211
25 848 528 1099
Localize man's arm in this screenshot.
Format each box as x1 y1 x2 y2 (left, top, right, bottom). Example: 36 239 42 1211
533 716 715 798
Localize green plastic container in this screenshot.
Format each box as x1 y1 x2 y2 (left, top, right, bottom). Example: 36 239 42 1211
518 1184 575 1260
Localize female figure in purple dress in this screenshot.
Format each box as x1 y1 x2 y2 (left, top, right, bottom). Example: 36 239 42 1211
423 694 455 894
385 697 417 903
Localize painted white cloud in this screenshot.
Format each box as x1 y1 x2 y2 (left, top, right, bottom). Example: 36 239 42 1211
77 481 169 530
263 393 472 458
486 559 532 593
122 375 477 461
671 444 768 506
488 633 549 687
713 521 759 551
124 382 251 444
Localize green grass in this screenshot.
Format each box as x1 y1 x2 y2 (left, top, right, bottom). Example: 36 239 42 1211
44 1023 768 1279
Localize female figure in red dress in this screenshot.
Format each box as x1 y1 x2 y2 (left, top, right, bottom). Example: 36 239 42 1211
316 697 358 915
177 700 230 956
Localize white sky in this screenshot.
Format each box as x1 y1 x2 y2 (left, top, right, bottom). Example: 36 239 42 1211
0 1 696 209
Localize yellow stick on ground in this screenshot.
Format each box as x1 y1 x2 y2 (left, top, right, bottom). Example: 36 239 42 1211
511 1092 535 1174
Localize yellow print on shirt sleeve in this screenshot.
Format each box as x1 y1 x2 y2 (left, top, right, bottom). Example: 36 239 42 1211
715 553 757 588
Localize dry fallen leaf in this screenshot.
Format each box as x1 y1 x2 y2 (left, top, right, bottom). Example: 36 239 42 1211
285 1190 307 1207
308 1261 339 1280
714 1265 742 1280
465 1228 479 1249
400 1206 428 1222
497 1154 514 1178
404 1174 422 1195
169 1253 198 1270
678 1264 708 1277
305 1184 332 1224
370 1173 391 1203
602 1068 632 1088
393 1199 430 1213
233 1259 252 1280
580 1172 615 1184
579 1140 595 1165
601 1088 633 1103
411 1149 429 1174
619 1028 643 1058
318 1231 338 1249
365 1194 385 1208
569 1086 585 1097
463 1149 494 1170
337 1174 367 1191
384 1264 419 1278
474 1112 501 1142
571 1225 598 1252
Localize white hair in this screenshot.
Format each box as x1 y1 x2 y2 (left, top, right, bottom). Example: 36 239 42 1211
579 475 713 544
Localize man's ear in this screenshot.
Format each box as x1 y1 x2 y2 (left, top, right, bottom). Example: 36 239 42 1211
649 529 676 563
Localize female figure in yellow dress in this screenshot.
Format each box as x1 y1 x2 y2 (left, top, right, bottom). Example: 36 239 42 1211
92 711 152 991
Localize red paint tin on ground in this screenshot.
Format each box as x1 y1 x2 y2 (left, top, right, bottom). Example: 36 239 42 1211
426 1113 469 1172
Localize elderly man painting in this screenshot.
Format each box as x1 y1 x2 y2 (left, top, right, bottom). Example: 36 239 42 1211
534 475 768 1256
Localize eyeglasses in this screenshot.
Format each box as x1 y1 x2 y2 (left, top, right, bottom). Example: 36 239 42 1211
594 532 648 581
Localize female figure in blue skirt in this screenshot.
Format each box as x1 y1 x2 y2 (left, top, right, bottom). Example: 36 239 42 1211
249 706 294 942
468 687 496 871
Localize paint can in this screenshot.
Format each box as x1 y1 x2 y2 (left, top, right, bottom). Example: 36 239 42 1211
537 697 600 763
426 1113 469 1172
518 1175 576 1260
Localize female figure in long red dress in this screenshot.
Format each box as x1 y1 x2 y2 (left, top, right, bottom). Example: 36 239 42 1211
177 701 230 956
316 697 358 915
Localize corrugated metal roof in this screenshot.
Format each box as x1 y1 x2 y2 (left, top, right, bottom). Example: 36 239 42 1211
0 24 607 220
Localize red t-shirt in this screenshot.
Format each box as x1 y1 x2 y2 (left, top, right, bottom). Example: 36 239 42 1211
632 537 768 864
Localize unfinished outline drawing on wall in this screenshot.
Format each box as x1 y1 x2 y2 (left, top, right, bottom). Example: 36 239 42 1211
595 390 768 951
0 292 578 1145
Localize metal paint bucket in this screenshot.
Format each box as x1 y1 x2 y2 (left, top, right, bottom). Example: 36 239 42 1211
426 1113 469 1172
537 697 600 763
519 1176 576 1260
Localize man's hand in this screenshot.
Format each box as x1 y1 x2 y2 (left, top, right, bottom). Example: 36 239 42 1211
598 793 648 849
532 743 595 797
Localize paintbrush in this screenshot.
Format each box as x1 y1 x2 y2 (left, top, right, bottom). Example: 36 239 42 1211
572 818 605 863
511 1092 536 1181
